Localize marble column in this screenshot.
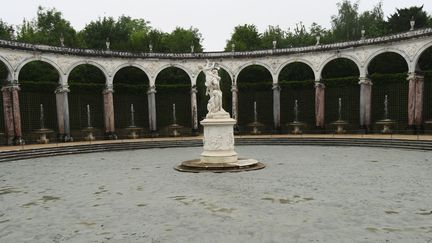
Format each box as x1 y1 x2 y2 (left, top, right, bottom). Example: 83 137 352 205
1 81 23 145
359 77 373 130
55 84 72 141
190 85 198 135
314 81 325 129
102 85 116 139
147 85 157 135
2 84 14 145
231 83 238 121
407 72 424 128
272 83 281 131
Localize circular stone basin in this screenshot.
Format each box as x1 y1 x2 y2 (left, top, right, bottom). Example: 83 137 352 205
0 146 431 242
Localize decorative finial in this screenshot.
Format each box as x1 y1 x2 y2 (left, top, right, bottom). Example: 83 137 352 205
149 43 153 53
60 33 65 47
8 25 15 40
361 26 365 40
190 45 195 53
315 34 321 46
231 43 235 52
105 37 110 50
272 40 277 49
410 16 415 31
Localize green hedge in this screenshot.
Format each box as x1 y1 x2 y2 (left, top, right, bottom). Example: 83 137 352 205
18 72 431 94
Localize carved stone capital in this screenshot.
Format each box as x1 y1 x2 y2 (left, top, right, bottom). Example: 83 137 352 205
272 83 281 91
358 77 373 86
407 72 425 82
231 84 238 93
55 84 70 94
190 85 198 94
102 85 114 94
314 81 325 88
147 85 157 94
1 80 20 92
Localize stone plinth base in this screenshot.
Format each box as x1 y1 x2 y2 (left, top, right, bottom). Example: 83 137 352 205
175 116 265 173
200 118 238 164
175 158 265 173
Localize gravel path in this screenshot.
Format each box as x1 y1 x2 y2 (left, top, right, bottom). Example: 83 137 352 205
0 146 431 243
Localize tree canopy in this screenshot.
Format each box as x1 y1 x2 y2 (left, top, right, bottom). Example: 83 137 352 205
224 1 432 51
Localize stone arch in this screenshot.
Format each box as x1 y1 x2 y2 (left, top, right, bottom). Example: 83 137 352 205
366 50 409 131
320 56 361 128
112 63 151 85
365 49 410 75
16 57 63 83
413 40 432 71
235 62 273 132
276 59 316 81
318 54 362 79
154 64 193 86
65 61 109 85
235 61 273 83
0 55 13 78
277 60 316 131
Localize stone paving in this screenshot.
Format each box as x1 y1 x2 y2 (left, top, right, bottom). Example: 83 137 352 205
1 134 432 152
0 145 431 242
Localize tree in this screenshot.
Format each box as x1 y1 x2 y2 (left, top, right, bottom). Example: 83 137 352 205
387 5 429 33
79 16 150 50
285 22 316 47
0 20 11 39
164 27 203 53
331 0 360 41
261 25 286 49
358 2 386 38
17 6 78 47
225 24 262 51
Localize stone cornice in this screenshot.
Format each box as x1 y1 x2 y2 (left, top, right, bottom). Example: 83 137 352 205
0 28 431 60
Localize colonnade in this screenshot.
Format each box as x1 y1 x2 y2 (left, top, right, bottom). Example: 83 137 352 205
1 27 431 145
0 68 428 145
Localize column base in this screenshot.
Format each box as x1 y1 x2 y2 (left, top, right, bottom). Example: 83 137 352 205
191 128 200 136
150 130 159 138
359 125 371 134
272 127 282 134
104 132 118 140
314 126 327 134
406 125 424 134
13 137 25 145
58 134 73 142
233 124 240 135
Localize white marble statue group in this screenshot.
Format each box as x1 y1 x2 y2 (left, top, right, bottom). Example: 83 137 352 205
200 60 230 119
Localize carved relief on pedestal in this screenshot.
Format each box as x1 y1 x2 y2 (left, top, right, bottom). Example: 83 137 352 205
203 128 234 151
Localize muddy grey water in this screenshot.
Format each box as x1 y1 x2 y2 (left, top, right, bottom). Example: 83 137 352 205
0 146 431 242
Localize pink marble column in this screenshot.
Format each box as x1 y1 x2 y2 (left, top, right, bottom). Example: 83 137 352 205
1 82 23 145
102 86 116 139
407 72 424 128
11 86 22 141
314 81 325 128
2 86 14 145
359 77 373 130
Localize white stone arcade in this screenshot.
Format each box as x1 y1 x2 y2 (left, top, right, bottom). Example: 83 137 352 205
0 28 432 144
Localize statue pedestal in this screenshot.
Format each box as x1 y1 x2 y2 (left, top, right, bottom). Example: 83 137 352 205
175 116 265 173
200 118 238 164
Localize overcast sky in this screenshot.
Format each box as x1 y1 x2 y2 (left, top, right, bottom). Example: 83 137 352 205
0 0 430 51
